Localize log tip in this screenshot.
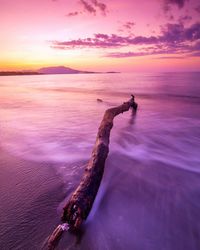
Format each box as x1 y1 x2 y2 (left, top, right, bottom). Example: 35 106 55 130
130 94 138 111
46 223 69 250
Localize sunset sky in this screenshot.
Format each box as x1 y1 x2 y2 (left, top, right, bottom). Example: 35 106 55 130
1 0 200 72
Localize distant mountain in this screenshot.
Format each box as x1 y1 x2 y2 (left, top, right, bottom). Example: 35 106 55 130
38 66 96 74
0 66 120 76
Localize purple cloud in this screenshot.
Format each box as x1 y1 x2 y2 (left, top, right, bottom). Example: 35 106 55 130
178 15 192 24
105 43 191 58
183 22 200 40
79 0 107 15
105 45 176 58
168 14 174 21
52 33 159 49
91 0 107 15
105 51 149 58
130 36 158 44
105 50 183 58
66 11 80 17
105 39 200 58
51 34 127 49
124 21 135 30
160 22 200 43
163 0 188 12
51 22 200 58
155 56 185 59
118 21 136 34
195 5 200 13
190 51 200 57
80 0 96 15
166 0 187 8
52 22 200 49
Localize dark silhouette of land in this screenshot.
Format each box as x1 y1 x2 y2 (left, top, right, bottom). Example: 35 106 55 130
0 71 41 76
0 66 120 76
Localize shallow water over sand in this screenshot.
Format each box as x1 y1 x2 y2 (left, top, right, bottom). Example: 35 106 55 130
0 72 200 249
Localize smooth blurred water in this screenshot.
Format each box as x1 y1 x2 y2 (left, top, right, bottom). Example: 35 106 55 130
0 72 200 250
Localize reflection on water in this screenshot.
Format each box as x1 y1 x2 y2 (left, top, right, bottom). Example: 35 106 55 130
0 73 200 249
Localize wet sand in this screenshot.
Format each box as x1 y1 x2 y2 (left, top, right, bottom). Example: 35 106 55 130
0 149 66 250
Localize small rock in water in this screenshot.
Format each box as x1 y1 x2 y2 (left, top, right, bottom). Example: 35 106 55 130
97 98 103 102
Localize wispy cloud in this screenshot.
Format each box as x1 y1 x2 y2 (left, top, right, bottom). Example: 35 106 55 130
79 0 107 15
178 15 192 24
52 22 200 47
104 42 198 58
51 34 159 49
66 11 80 17
195 5 200 13
155 56 185 59
66 0 107 17
118 21 136 34
123 21 135 30
52 34 127 49
105 45 176 58
190 51 200 57
105 51 151 58
51 22 200 58
105 40 200 59
91 0 107 15
163 0 188 12
80 0 96 15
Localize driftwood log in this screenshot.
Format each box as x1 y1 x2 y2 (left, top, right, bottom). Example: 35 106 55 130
47 95 138 249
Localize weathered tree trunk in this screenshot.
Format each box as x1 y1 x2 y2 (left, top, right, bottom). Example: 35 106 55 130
47 95 137 249
46 224 68 250
62 95 138 230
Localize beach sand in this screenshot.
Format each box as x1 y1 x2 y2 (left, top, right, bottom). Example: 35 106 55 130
0 149 66 250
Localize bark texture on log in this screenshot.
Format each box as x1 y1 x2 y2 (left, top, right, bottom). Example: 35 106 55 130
47 224 67 250
62 95 138 231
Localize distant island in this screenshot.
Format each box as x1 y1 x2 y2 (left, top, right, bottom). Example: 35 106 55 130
0 66 120 76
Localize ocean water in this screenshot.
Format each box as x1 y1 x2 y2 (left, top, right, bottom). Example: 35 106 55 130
0 72 200 250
